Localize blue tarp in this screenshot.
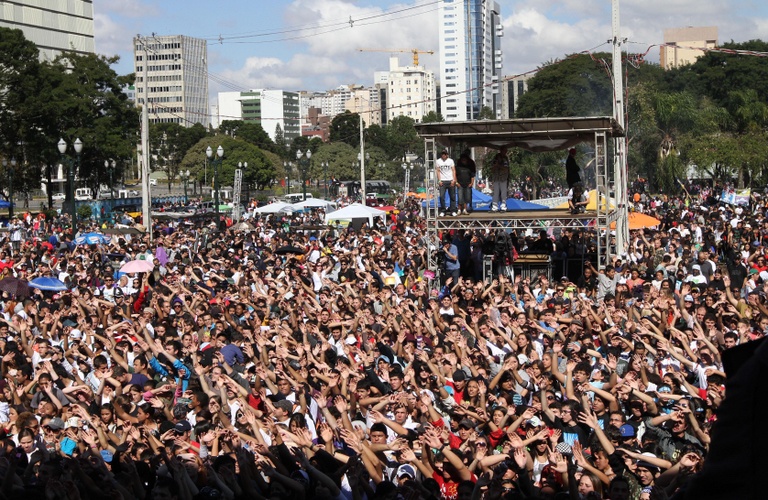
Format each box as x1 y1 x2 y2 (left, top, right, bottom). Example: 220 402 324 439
422 188 548 211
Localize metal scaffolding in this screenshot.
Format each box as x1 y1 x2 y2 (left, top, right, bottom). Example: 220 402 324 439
415 117 624 281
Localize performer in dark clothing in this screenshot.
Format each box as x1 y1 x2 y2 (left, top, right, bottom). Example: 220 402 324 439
455 150 477 215
566 148 581 189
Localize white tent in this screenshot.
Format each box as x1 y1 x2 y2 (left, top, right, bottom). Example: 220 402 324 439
324 203 387 226
292 198 337 211
252 202 293 214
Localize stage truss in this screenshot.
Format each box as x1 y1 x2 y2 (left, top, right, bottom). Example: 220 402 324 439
415 117 625 281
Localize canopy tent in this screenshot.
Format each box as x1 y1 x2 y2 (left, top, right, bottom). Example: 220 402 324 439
253 202 293 214
414 116 624 152
611 212 661 230
556 190 615 211
291 198 337 211
325 203 387 227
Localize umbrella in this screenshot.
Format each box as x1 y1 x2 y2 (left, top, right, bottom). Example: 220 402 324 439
0 276 30 297
120 259 155 274
28 276 68 291
75 232 111 245
611 212 661 230
274 245 306 255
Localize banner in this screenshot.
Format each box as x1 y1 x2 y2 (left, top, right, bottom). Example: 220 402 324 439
720 188 750 206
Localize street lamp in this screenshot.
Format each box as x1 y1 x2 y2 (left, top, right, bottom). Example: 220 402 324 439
58 138 83 237
321 161 329 199
357 152 369 202
402 160 415 195
1 158 16 218
180 169 190 203
283 161 293 194
104 159 116 202
296 149 312 200
205 145 224 224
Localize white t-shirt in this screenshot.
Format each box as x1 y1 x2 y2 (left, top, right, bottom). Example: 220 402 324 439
436 157 455 182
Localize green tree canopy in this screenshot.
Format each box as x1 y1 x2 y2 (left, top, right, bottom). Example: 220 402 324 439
179 136 277 191
330 111 361 148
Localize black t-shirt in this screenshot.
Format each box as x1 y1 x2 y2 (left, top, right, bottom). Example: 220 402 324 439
455 158 476 185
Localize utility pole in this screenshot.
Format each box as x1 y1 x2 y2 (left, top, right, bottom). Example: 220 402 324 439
138 35 152 239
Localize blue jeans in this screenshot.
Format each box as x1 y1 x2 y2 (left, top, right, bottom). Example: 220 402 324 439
439 181 456 212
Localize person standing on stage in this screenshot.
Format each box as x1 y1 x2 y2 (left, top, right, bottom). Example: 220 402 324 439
491 147 509 212
455 150 476 215
436 150 457 216
566 148 582 189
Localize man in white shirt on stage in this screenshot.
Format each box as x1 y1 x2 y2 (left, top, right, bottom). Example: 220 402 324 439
436 150 457 216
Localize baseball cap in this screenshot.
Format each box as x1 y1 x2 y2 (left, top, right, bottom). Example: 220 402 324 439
458 418 476 429
47 418 65 431
619 424 636 437
397 464 416 479
174 420 192 433
452 369 467 382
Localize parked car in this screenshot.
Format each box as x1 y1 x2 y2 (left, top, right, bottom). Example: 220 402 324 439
52 193 66 201
149 178 157 186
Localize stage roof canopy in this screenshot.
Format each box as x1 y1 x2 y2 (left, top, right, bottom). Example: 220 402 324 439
414 116 624 152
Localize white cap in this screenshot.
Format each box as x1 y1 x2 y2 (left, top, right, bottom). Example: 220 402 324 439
70 329 83 340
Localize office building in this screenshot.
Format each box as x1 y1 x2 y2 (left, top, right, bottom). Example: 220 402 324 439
0 0 95 61
660 26 718 70
217 90 300 143
384 56 436 123
499 73 533 119
438 0 503 121
133 35 209 127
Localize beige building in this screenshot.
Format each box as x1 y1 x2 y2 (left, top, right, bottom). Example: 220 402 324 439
660 26 718 70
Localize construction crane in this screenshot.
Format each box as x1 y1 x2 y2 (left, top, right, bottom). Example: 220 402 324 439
358 48 435 66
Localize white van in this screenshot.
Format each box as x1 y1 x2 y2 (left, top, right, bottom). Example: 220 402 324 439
284 193 313 203
74 187 93 201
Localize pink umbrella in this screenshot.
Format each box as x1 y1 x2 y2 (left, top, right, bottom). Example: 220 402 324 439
120 259 155 274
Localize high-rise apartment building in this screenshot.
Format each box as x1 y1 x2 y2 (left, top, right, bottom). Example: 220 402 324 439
133 35 209 127
0 0 95 61
385 56 436 123
660 26 718 70
499 73 533 119
217 90 300 143
438 0 503 121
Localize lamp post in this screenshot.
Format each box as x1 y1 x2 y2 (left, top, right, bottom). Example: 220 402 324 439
58 138 83 237
283 161 293 194
104 159 116 202
357 152 369 202
321 161 329 199
238 161 248 210
402 160 414 195
1 158 16 218
180 169 190 203
206 145 224 223
296 149 312 200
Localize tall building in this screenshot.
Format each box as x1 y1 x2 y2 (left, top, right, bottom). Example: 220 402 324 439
499 73 533 119
346 87 382 127
660 26 718 70
217 90 300 143
384 56 436 123
438 0 503 121
0 0 95 61
133 35 209 127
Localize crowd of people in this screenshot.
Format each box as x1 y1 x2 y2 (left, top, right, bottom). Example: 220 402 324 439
0 181 760 500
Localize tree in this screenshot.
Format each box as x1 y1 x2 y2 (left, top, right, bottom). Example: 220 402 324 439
274 123 287 158
330 111 361 148
478 106 496 120
385 116 421 161
421 111 444 123
179 136 277 191
219 120 275 151
515 53 614 118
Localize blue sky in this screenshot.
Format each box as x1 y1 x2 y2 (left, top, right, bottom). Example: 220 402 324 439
95 0 768 96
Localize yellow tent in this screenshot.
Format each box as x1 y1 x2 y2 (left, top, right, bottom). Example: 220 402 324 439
556 189 615 211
